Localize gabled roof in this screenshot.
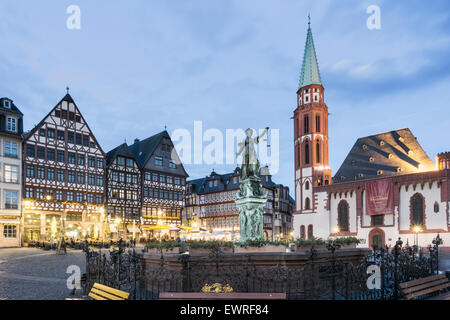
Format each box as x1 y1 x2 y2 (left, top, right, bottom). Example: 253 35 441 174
106 143 137 166
128 130 169 167
333 128 436 183
299 25 322 89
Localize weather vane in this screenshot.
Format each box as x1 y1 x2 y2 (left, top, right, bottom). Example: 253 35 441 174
308 13 311 26
66 86 70 94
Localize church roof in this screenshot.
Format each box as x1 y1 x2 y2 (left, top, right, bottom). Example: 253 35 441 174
299 25 322 89
333 128 436 183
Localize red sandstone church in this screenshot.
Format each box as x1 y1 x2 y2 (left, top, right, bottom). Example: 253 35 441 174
292 23 449 249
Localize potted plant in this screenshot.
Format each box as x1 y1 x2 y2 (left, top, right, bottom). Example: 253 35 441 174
294 238 327 252
186 240 234 255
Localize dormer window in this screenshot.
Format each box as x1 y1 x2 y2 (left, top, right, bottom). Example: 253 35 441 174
3 100 11 109
6 117 17 132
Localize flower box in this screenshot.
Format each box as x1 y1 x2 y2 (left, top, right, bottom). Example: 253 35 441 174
235 245 287 253
188 247 233 255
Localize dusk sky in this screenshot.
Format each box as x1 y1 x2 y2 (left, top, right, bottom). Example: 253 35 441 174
1 0 449 192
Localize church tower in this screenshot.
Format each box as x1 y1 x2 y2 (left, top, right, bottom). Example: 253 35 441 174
293 21 331 214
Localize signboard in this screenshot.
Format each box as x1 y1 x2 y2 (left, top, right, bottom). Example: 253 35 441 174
365 178 394 215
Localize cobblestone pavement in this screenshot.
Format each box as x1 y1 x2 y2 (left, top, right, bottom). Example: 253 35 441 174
0 248 86 300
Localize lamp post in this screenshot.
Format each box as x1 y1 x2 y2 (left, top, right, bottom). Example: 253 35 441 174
413 226 422 252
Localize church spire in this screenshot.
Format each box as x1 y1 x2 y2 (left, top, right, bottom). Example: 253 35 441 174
299 21 322 90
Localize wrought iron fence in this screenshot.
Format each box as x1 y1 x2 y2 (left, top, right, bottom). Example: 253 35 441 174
83 235 443 300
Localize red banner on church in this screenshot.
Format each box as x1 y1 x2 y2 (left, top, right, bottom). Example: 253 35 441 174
365 178 394 215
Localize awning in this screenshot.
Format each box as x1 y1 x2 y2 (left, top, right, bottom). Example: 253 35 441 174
178 226 195 231
127 226 141 233
141 225 171 230
0 220 20 224
109 225 118 232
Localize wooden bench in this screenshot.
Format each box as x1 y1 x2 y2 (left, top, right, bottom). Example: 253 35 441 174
399 274 450 300
67 283 130 300
159 292 286 300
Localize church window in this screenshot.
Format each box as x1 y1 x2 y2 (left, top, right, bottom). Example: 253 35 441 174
372 215 383 226
304 116 309 134
411 193 424 227
307 225 313 240
316 115 321 132
297 145 301 166
338 201 349 232
305 181 309 190
434 202 439 213
300 226 306 239
304 143 310 165
304 197 311 210
316 141 320 163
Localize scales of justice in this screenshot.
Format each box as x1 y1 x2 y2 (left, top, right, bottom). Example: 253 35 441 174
235 127 270 241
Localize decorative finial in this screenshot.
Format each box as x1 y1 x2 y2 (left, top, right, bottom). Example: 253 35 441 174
308 13 311 26
66 86 70 94
164 125 167 131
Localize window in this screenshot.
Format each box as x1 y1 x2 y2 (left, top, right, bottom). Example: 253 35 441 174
97 158 103 169
68 171 75 183
26 166 35 178
56 191 63 201
4 165 18 183
169 160 176 169
338 201 349 232
88 174 95 185
67 131 74 144
4 141 18 158
57 170 65 182
76 133 82 145
69 112 75 121
155 157 163 166
25 187 34 199
77 173 85 184
152 173 158 182
117 157 125 166
26 144 35 158
167 176 173 184
160 175 165 183
47 129 55 139
126 158 134 167
76 193 83 202
372 215 384 226
3 100 11 109
119 172 125 182
37 147 45 159
47 169 55 181
83 135 89 147
57 150 65 163
316 141 320 163
57 130 65 141
77 154 85 166
316 115 321 132
145 172 151 181
304 143 310 165
37 167 45 179
88 157 95 168
174 177 180 185
39 129 46 137
411 194 424 227
6 117 17 132
96 195 102 204
67 192 74 201
300 225 306 240
304 197 311 210
307 225 313 240
434 202 439 213
3 225 16 238
305 181 310 190
97 175 103 186
87 194 94 203
76 115 81 123
304 116 309 134
35 188 44 199
5 191 18 209
61 110 67 119
68 152 75 164
47 148 55 161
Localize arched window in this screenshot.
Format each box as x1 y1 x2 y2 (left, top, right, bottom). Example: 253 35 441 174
434 202 439 213
411 194 424 227
305 181 310 190
300 226 306 240
304 116 309 134
338 201 349 232
316 141 320 163
316 115 321 132
305 143 310 165
307 225 313 240
297 144 301 166
305 197 311 210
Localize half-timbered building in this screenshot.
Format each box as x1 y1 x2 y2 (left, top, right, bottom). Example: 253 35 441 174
0 97 24 248
105 143 141 239
22 94 106 243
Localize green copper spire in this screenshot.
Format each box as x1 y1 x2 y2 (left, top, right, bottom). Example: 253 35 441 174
299 22 322 90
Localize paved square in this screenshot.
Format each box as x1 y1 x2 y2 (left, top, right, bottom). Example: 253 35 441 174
0 248 85 300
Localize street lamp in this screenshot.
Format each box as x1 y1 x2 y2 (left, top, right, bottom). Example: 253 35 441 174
413 226 422 250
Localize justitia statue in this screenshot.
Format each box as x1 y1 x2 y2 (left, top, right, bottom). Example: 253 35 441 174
235 127 269 241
